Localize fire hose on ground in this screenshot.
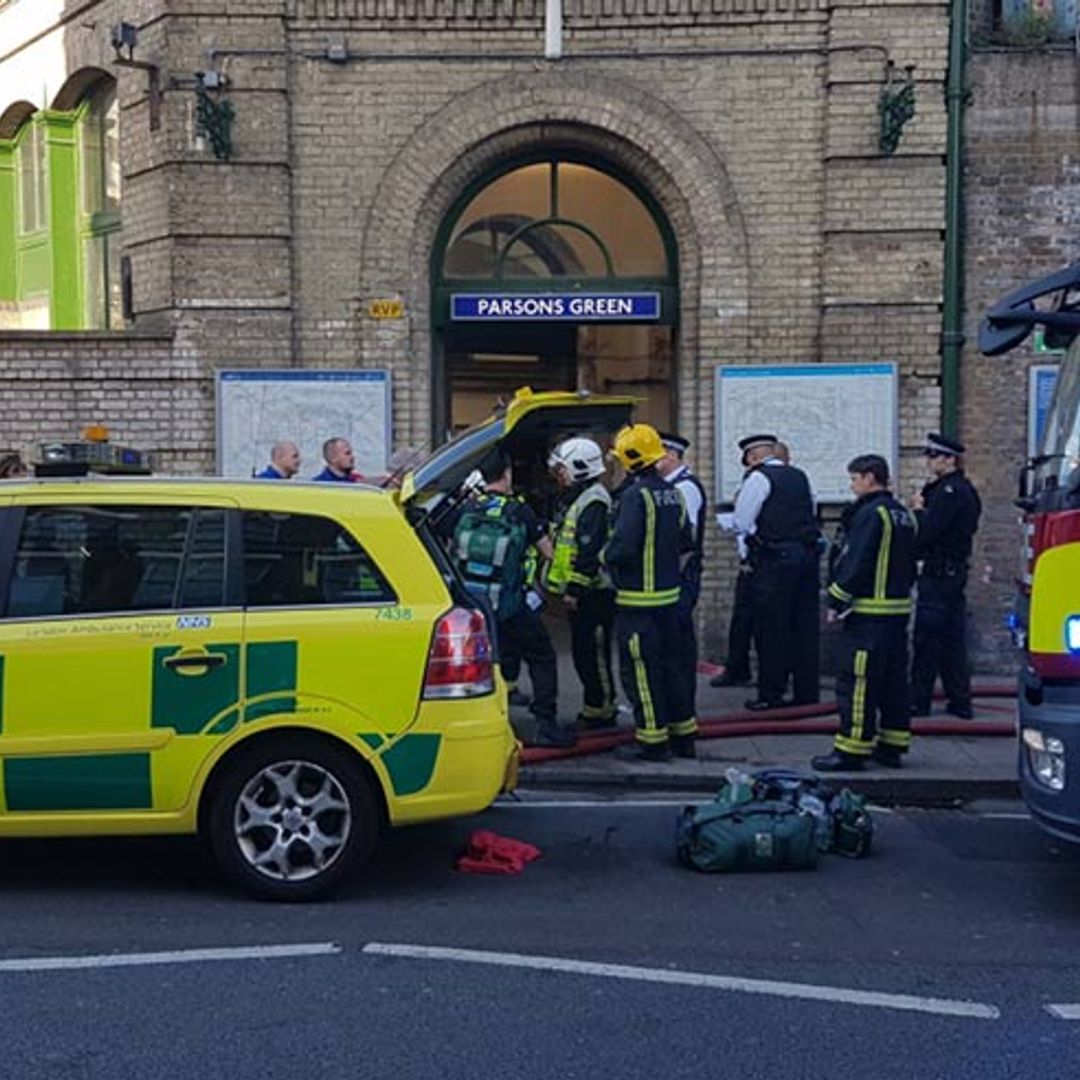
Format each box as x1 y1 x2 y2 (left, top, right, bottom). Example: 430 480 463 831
521 681 1019 765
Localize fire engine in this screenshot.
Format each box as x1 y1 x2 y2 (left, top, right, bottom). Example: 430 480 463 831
980 262 1080 840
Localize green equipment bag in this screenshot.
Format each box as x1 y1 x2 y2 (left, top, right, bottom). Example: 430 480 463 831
452 501 529 622
676 786 819 873
749 769 874 859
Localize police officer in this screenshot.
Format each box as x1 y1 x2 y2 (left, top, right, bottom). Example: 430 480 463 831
730 434 821 710
712 442 757 687
908 432 983 719
656 432 707 737
813 454 918 772
605 424 696 761
545 437 617 731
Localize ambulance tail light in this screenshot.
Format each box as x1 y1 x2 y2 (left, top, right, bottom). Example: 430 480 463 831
423 607 495 699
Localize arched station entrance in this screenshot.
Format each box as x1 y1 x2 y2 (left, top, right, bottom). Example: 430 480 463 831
430 151 679 439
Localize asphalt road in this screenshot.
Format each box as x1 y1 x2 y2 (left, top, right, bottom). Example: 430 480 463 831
1 794 1080 1079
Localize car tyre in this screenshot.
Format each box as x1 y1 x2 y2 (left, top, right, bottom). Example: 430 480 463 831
207 734 379 902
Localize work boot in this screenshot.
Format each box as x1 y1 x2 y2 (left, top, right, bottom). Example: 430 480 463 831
577 711 619 733
531 721 576 749
810 749 864 772
744 698 787 712
670 736 697 759
613 741 672 763
946 702 974 720
710 671 752 688
871 744 904 768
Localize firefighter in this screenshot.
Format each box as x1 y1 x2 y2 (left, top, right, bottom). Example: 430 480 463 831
605 424 696 761
908 432 983 719
544 437 618 731
656 432 707 737
730 434 821 710
812 454 917 772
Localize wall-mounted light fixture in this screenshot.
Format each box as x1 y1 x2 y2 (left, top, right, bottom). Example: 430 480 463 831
109 21 162 130
878 61 917 156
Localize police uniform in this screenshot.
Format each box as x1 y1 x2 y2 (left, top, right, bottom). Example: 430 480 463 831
814 487 917 771
910 433 983 718
605 425 695 760
732 435 821 709
660 433 708 736
544 478 617 728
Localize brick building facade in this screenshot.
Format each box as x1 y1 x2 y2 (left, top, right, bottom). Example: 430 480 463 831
2 0 1074 668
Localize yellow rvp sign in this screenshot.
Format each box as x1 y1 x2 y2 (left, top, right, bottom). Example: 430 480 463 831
367 298 405 320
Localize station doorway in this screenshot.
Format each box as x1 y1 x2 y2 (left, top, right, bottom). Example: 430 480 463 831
443 321 675 433
431 153 679 439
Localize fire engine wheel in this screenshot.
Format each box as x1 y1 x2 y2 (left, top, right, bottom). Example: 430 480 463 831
208 735 378 902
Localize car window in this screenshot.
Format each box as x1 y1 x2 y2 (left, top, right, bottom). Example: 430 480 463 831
5 505 227 619
242 511 395 607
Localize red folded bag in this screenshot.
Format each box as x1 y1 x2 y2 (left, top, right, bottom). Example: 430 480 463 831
456 829 542 875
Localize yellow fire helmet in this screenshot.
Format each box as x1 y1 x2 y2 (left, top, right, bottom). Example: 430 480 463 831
612 423 665 472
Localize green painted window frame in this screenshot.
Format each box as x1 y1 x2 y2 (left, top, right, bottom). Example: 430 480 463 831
0 80 123 330
76 86 122 330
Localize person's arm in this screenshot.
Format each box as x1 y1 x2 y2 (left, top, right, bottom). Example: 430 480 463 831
731 470 770 536
603 488 643 570
912 483 962 554
519 504 554 561
676 478 704 536
826 506 881 612
566 500 609 598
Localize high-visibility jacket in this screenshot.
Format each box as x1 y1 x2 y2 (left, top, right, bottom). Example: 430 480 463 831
544 481 612 596
603 469 689 609
827 490 916 617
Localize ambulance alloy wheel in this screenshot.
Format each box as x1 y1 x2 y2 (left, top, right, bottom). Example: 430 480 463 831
207 735 379 901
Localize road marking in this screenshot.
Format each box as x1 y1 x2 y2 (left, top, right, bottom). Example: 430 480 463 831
0 942 340 974
362 942 999 1020
976 812 1031 821
498 798 703 809
1045 1004 1080 1020
497 797 896 813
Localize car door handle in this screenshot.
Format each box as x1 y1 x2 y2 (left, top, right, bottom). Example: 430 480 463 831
163 650 228 671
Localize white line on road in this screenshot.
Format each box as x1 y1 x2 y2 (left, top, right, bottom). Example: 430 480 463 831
976 812 1031 821
1045 1004 1080 1020
497 798 896 813
0 942 341 974
362 942 999 1020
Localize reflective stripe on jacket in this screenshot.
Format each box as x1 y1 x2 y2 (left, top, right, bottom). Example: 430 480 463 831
544 481 612 595
603 469 688 608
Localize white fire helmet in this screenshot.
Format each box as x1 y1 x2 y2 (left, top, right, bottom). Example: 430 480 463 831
548 437 605 482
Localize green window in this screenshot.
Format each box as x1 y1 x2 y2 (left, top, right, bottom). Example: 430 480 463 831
78 81 122 329
0 73 123 330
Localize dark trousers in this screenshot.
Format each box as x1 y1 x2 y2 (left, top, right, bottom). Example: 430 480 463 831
750 545 820 705
616 605 689 745
673 580 700 728
724 566 754 680
911 572 972 711
569 589 616 720
834 614 911 756
499 610 558 724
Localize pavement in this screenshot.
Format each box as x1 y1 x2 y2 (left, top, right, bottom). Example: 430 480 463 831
512 649 1020 804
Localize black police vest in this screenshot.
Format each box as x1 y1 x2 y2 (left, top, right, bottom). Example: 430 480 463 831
919 470 982 565
755 464 817 545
